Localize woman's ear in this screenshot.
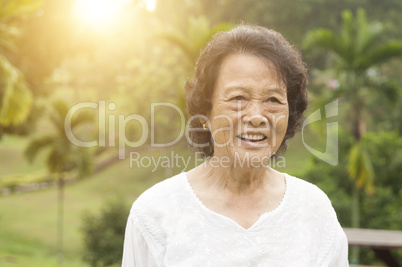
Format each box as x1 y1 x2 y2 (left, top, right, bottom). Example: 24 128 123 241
199 117 208 130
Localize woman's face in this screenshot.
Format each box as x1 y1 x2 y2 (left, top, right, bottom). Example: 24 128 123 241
206 54 289 167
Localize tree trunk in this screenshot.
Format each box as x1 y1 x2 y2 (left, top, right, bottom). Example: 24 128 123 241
352 104 362 141
350 184 360 264
58 173 64 266
350 99 363 264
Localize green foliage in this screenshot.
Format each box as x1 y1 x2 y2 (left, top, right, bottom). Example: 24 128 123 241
81 198 130 267
347 142 375 195
0 172 55 191
0 0 42 127
0 55 32 126
303 9 402 73
303 8 402 196
363 131 402 195
23 99 95 263
303 130 402 264
302 130 354 221
157 16 234 65
25 100 94 176
156 15 233 111
0 0 42 53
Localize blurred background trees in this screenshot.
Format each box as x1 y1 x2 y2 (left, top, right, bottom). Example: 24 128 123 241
81 198 129 267
0 0 401 266
24 99 94 264
0 0 41 133
303 8 402 262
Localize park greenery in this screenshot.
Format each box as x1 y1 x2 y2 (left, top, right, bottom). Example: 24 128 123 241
0 0 401 266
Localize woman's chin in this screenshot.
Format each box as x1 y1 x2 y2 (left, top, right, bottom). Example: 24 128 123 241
228 149 274 168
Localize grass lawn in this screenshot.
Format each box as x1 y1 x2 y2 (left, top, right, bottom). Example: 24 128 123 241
0 132 318 266
0 136 47 176
0 138 178 266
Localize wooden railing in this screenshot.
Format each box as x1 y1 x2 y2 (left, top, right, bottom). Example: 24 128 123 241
344 228 402 267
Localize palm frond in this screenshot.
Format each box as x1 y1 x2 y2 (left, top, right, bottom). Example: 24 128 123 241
340 9 355 62
25 135 55 163
360 22 386 55
360 41 402 71
365 78 401 104
347 141 375 195
302 29 343 58
354 8 387 56
49 100 70 134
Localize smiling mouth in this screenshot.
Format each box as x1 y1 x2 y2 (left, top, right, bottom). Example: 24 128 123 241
238 134 267 142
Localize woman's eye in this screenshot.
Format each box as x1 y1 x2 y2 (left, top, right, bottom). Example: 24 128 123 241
232 96 245 101
266 97 280 103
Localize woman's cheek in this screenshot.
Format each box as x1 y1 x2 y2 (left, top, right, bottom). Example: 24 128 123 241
210 120 233 146
264 103 288 113
267 109 288 136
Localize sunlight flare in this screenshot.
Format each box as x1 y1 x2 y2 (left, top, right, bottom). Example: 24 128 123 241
144 0 157 11
73 0 124 28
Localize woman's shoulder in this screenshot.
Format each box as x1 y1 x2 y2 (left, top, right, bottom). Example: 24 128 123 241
125 173 190 259
131 173 190 218
283 173 347 265
285 173 333 210
131 172 187 211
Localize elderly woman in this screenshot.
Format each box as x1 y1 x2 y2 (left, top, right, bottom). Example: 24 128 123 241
122 25 348 266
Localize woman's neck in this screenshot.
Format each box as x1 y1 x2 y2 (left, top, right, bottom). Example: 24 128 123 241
201 158 275 195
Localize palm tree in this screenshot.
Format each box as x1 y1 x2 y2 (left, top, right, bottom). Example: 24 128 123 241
303 8 402 263
25 100 94 265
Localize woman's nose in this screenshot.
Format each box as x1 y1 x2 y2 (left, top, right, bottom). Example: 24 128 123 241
242 103 268 127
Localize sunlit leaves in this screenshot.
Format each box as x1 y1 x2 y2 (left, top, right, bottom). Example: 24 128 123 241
155 16 233 112
156 16 234 65
0 55 32 126
0 0 43 20
0 0 42 127
0 0 43 52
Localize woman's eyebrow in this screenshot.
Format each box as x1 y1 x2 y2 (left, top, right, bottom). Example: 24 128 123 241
264 87 287 95
223 86 249 94
222 85 287 97
223 86 286 95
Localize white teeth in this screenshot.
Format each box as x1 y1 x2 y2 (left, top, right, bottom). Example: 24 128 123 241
240 134 265 141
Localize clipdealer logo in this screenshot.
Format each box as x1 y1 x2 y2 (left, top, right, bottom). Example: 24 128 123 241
302 100 338 166
64 100 338 165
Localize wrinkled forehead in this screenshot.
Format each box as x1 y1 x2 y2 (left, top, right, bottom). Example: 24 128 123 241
215 53 287 91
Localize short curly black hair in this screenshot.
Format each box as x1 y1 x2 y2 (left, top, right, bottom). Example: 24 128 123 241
185 24 308 158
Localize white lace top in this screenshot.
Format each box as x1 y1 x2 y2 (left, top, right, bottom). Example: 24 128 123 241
122 172 349 267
